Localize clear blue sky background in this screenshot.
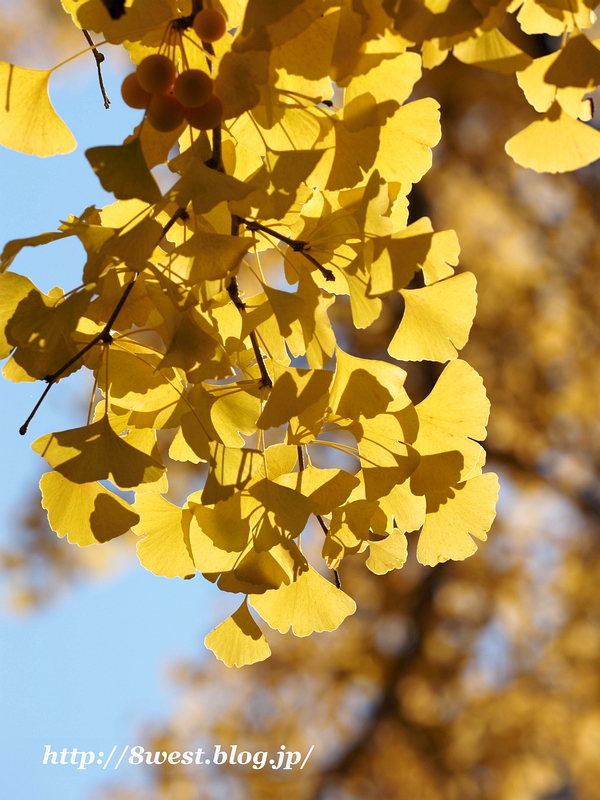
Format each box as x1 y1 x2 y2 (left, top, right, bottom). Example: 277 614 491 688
0 44 240 800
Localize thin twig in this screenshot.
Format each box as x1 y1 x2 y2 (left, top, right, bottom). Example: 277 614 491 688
82 30 110 109
19 207 188 435
297 445 342 588
235 216 335 282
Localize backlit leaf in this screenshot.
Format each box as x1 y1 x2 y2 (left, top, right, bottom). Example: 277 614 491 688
205 600 271 667
250 565 356 637
0 62 76 156
40 471 139 546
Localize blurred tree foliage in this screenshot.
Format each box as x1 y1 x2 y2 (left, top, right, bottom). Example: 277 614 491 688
1 3 599 799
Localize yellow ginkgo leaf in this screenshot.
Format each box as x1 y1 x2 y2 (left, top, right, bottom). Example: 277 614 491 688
453 28 532 74
162 232 253 285
328 346 407 421
411 359 490 490
249 565 356 637
167 159 254 214
324 498 379 565
517 0 566 37
380 480 426 534
0 62 76 156
517 48 594 122
505 102 600 173
0 273 35 359
377 98 441 193
417 472 500 566
62 0 173 44
202 444 264 504
32 416 165 489
40 471 139 546
389 272 477 362
133 494 196 579
276 466 360 515
189 496 251 574
86 138 162 204
205 600 271 668
368 217 459 296
258 363 333 429
345 51 422 107
227 539 307 593
366 529 408 575
248 478 314 538
5 284 94 381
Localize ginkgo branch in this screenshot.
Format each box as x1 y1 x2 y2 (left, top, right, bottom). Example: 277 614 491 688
19 206 189 435
297 444 342 589
235 216 335 282
82 30 110 109
227 218 272 389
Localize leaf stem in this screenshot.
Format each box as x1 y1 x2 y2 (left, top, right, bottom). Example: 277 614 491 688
82 30 110 109
226 218 272 388
19 206 189 435
297 444 341 588
235 216 335 282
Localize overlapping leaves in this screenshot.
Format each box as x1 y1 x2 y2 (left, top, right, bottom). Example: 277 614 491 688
0 0 509 667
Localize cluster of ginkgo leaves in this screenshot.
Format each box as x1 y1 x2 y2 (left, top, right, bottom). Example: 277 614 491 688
2 0 597 667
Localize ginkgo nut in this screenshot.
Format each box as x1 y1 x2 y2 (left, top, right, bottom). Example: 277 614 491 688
136 54 176 94
121 73 151 109
184 95 223 130
193 8 227 42
146 93 185 132
174 70 213 108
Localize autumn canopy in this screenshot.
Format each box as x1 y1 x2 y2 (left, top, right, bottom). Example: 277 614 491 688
1 0 598 667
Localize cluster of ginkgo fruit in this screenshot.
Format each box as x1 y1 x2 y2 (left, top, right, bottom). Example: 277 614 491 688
120 8 226 132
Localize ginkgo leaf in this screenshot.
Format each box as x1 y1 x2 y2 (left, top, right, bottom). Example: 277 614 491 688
249 566 356 637
453 28 532 74
417 359 488 446
417 472 500 566
62 0 173 44
389 272 478 362
380 479 426 534
213 48 270 120
368 217 459 295
258 363 333 430
248 478 314 538
167 159 254 214
205 600 271 667
0 62 76 156
222 538 308 594
161 232 253 284
366 529 408 575
32 416 165 489
517 49 594 121
544 30 600 90
86 138 162 204
0 273 35 359
202 444 264 504
328 346 407 421
189 495 251 574
40 471 139 546
505 102 600 173
133 494 196 579
324 498 379 565
276 466 360 515
5 284 94 381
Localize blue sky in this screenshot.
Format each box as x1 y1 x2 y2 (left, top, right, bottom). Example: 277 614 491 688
0 44 240 800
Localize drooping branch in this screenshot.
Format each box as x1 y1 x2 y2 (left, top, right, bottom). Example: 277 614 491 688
19 206 189 435
82 30 110 109
235 216 335 282
297 444 342 589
